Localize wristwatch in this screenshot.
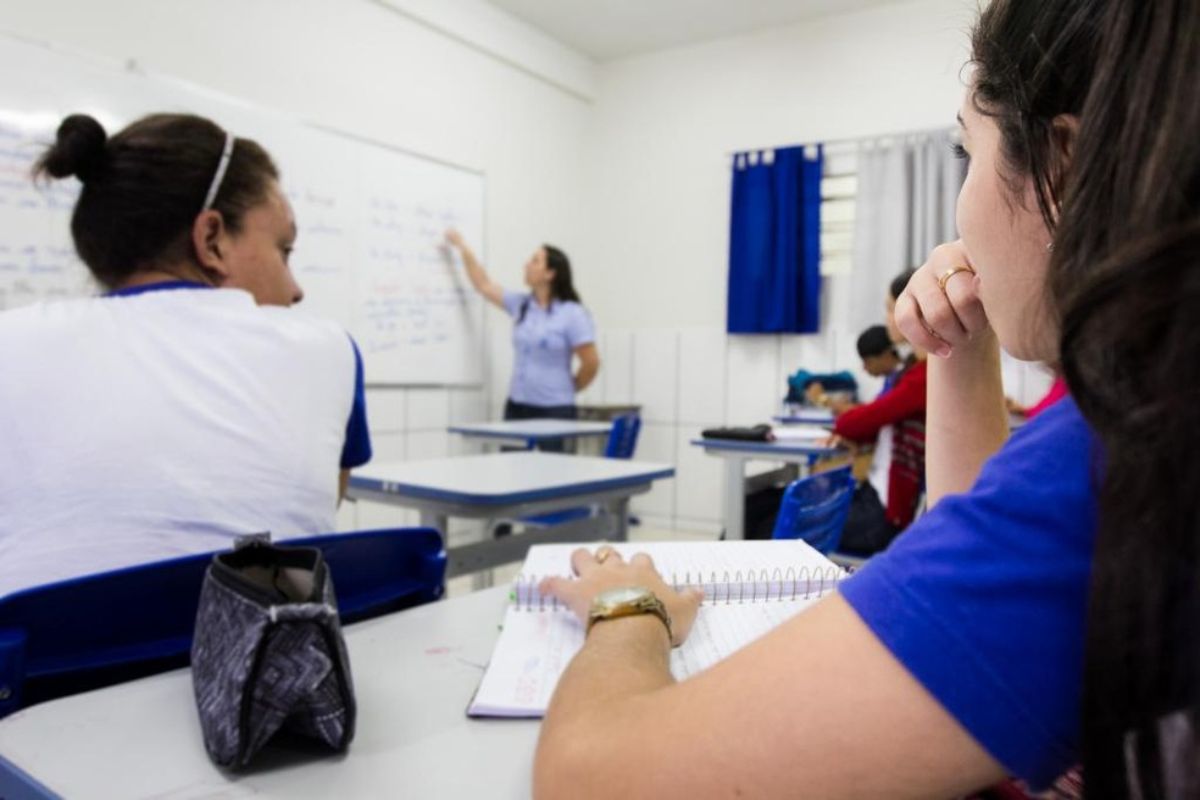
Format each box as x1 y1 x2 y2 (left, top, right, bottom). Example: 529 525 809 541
587 586 672 643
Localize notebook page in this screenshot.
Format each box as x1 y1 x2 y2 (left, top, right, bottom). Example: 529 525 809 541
469 586 830 717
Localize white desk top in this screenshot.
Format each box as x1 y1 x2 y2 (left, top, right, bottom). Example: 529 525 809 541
350 452 673 506
448 419 613 441
0 588 539 799
773 409 836 425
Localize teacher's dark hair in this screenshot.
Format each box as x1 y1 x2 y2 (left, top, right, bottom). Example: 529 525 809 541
33 113 278 289
974 0 1200 795
544 245 581 305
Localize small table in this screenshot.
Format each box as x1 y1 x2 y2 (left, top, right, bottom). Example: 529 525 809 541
0 587 539 799
448 419 613 451
348 452 673 578
692 438 844 541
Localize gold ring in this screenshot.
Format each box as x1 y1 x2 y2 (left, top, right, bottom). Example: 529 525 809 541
595 548 615 564
937 265 976 293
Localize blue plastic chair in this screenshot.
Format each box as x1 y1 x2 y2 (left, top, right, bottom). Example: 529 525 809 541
771 467 857 554
0 527 445 718
519 414 643 528
603 414 642 459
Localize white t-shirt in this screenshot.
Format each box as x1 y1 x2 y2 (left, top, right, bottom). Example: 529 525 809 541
0 285 359 596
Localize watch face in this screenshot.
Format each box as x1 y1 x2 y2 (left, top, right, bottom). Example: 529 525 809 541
595 586 650 609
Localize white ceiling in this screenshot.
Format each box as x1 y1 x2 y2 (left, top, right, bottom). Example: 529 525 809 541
484 0 912 61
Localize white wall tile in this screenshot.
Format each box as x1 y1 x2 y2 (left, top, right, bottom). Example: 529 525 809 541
449 387 488 424
370 432 405 463
630 329 679 423
365 388 406 434
677 328 727 425
600 329 634 404
726 336 780 424
999 349 1025 404
629 422 676 519
407 430 450 461
406 388 450 431
355 502 417 531
673 426 723 524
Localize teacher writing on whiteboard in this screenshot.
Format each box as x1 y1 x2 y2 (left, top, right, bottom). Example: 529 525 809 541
445 230 600 429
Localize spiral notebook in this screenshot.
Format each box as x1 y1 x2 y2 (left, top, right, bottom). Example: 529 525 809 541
467 540 844 718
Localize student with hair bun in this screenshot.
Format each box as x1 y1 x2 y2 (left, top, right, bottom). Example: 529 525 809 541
0 112 371 596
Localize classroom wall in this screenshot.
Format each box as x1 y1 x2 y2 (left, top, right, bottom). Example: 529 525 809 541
0 0 600 533
571 0 1052 531
2 0 1054 537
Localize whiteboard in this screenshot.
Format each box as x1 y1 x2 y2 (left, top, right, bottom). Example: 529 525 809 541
0 34 485 385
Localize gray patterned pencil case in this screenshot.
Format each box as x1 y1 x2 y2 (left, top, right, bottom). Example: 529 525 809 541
190 540 356 769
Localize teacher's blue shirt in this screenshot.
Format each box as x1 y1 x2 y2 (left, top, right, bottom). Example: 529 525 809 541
841 397 1096 789
502 290 595 407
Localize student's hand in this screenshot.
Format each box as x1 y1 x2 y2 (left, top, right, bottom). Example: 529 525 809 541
805 381 826 405
539 546 704 647
444 228 466 250
827 397 855 416
821 433 853 452
894 240 990 358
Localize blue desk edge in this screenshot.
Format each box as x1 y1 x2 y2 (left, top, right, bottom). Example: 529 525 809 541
0 752 59 799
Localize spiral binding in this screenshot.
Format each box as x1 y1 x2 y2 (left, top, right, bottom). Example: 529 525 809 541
510 564 851 612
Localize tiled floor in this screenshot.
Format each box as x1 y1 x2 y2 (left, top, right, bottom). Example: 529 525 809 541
444 524 719 599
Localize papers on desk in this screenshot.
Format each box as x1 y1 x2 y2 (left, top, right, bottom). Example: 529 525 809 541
467 540 843 718
769 424 833 443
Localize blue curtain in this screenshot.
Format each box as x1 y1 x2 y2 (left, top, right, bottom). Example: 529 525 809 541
727 145 823 334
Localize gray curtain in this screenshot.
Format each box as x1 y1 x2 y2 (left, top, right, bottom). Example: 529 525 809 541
845 129 966 336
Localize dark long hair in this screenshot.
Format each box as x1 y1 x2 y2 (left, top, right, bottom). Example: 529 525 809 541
518 244 582 323
33 113 278 289
974 1 1200 795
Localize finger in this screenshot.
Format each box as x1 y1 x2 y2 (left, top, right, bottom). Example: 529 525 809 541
570 547 598 576
894 291 950 356
629 552 656 571
912 277 970 347
538 576 588 618
943 272 988 335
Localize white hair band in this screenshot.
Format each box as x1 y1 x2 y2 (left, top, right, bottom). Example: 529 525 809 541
202 132 235 211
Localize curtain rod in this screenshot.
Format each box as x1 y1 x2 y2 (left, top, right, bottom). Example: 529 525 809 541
726 124 957 157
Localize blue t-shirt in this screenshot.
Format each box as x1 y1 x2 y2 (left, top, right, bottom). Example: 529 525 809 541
840 397 1096 788
502 290 595 407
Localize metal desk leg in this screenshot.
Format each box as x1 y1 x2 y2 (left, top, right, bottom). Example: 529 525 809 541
611 497 630 542
723 455 746 540
419 510 449 536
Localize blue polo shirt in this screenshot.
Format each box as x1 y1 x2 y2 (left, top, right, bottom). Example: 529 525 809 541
502 290 595 407
841 398 1096 788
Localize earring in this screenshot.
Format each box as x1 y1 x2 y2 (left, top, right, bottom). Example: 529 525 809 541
1046 242 1055 252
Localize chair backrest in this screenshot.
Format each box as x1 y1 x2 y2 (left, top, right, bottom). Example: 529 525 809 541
604 414 642 459
0 527 445 718
771 467 857 554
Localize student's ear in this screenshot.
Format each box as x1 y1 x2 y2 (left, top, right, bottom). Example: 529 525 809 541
1049 114 1079 219
191 209 233 282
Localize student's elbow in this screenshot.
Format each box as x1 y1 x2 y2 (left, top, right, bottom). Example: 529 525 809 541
533 727 601 800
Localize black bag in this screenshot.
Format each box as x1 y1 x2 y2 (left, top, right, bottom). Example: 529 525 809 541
190 540 356 769
701 423 774 442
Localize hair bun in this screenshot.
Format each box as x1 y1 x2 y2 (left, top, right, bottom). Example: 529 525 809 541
40 114 107 183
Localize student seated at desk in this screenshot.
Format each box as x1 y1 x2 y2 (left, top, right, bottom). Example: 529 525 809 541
826 277 928 555
0 113 371 596
807 324 904 415
534 1 1199 797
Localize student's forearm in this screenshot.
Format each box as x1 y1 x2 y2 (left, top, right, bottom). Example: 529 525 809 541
535 617 673 797
574 361 599 391
925 331 1008 506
